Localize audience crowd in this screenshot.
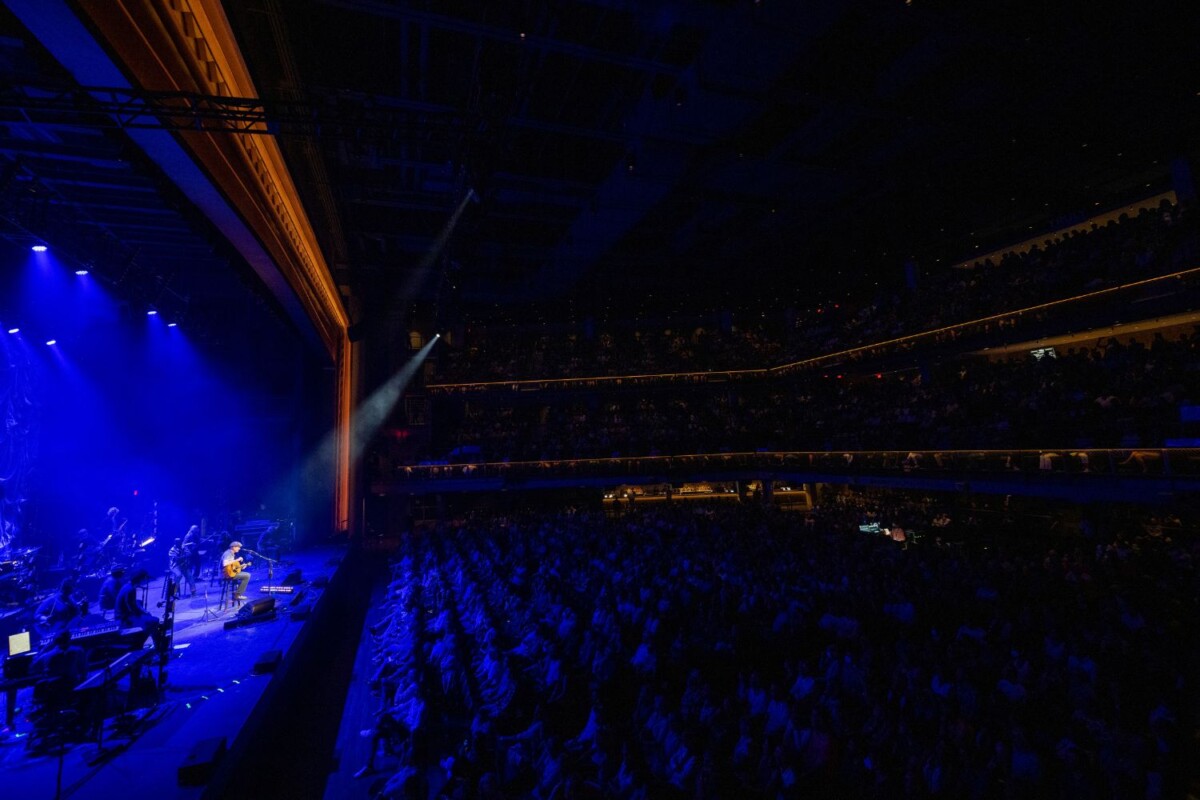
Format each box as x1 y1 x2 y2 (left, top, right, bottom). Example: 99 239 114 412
432 200 1197 383
402 331 1200 465
355 499 1196 798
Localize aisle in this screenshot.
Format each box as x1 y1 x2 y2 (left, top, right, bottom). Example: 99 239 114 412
324 578 389 800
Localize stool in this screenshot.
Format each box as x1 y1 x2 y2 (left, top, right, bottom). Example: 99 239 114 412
218 576 241 610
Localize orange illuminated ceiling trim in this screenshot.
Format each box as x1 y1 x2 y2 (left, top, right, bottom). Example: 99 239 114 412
78 0 349 355
428 264 1200 391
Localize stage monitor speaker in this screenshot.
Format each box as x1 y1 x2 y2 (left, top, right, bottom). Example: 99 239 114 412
282 569 303 586
253 649 282 675
178 736 226 786
237 596 276 619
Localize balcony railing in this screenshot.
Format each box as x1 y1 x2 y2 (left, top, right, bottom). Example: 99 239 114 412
427 264 1200 393
378 447 1200 484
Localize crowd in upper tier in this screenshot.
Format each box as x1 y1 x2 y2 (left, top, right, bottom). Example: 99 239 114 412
431 199 1197 383
407 331 1200 466
354 500 1196 799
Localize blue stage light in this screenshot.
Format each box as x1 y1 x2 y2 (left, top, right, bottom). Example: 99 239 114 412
75 269 89 276
45 339 56 346
6 328 18 334
147 309 158 316
167 322 178 328
31 244 47 252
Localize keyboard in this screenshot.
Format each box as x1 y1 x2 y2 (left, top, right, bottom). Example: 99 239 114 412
39 622 119 648
39 623 145 651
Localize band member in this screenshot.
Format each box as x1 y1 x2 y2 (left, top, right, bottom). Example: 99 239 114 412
31 630 89 719
182 524 203 581
74 527 98 574
115 569 166 651
98 566 126 617
35 578 86 637
169 538 196 598
104 507 124 538
33 629 87 685
220 541 251 600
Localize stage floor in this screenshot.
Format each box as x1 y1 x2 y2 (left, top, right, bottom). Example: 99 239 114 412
0 546 346 799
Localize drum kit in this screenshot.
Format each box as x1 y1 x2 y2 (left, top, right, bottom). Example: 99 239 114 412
75 521 158 579
0 544 38 607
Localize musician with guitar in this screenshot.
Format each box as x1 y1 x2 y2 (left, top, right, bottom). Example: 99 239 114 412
34 578 87 639
220 541 251 600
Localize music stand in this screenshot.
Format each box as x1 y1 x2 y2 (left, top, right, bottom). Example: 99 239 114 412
8 630 31 657
199 582 222 622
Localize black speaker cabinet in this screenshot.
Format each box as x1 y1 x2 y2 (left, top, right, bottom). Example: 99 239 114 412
238 596 277 618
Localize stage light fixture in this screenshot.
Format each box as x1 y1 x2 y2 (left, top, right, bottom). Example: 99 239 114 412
6 328 18 334
75 269 88 276
147 309 158 316
167 322 178 328
30 245 46 252
45 339 56 346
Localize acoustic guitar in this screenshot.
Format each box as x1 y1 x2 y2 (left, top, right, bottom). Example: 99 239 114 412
223 557 251 579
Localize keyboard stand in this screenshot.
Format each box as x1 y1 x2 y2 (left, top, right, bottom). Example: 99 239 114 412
74 648 153 755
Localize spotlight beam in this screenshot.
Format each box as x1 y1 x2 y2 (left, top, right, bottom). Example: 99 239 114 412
400 189 474 303
299 335 441 503
349 335 440 461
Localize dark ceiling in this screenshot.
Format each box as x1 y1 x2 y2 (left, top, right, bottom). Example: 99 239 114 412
3 1 1200 336
226 0 1200 326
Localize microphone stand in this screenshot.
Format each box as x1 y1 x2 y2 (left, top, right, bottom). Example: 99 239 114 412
242 549 278 594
